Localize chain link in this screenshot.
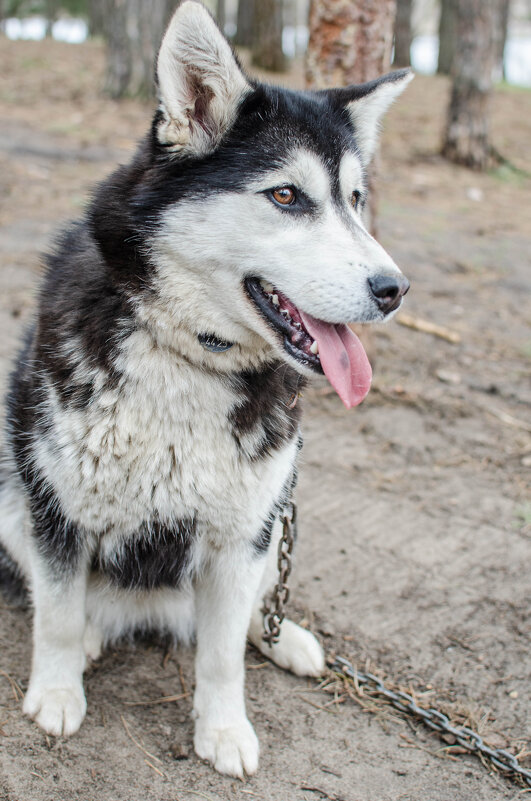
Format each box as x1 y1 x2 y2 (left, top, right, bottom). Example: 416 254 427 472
261 502 296 647
330 656 531 789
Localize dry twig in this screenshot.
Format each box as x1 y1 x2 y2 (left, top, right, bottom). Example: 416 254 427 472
0 670 24 701
124 692 188 707
144 758 165 777
485 406 531 433
120 714 163 765
397 313 461 344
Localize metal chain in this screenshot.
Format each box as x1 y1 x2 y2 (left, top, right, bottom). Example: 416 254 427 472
330 656 531 789
260 499 529 788
261 502 296 647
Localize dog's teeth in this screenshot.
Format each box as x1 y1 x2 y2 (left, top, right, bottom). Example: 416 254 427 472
272 294 279 306
260 280 274 293
294 322 301 330
281 309 289 318
310 341 319 355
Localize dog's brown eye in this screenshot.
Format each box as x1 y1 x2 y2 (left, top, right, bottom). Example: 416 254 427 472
272 187 295 206
351 190 361 211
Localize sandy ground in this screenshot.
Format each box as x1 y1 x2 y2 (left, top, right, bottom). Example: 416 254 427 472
0 39 530 801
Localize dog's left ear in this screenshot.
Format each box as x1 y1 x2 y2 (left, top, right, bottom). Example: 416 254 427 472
156 0 250 156
330 70 413 166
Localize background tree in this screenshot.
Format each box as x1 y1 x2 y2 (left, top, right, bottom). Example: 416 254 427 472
306 0 396 88
87 0 105 36
216 0 226 35
306 0 397 234
44 0 59 35
235 0 255 47
438 0 510 79
251 0 285 72
441 0 498 169
393 0 412 67
494 0 510 80
437 0 455 75
97 0 174 99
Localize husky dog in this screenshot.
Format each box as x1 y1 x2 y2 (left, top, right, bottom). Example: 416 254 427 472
0 0 411 778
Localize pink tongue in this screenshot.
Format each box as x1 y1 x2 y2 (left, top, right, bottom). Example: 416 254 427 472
300 312 372 409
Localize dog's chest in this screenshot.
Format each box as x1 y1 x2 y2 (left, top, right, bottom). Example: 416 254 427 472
35 344 298 545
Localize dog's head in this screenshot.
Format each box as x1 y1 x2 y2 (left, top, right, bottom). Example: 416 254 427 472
120 1 412 406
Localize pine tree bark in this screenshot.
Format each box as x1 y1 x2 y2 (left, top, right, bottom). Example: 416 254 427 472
235 0 255 47
251 0 285 72
306 0 396 88
393 0 412 67
442 0 497 170
306 0 397 236
102 0 174 99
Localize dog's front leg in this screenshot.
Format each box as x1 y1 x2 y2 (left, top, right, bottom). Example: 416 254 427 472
23 546 89 737
248 516 325 677
193 544 265 777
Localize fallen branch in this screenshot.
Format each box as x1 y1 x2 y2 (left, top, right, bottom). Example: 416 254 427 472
120 714 163 765
300 786 347 801
397 313 461 344
485 405 531 433
144 758 165 777
124 692 188 707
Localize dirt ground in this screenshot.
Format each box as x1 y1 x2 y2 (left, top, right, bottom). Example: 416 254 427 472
0 39 530 801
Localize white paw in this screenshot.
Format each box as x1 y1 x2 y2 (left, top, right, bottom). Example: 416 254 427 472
194 717 259 777
23 683 86 736
83 622 103 662
260 620 325 677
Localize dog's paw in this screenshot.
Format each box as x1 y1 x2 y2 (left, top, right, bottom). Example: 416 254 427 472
23 683 86 737
259 619 325 677
194 717 259 777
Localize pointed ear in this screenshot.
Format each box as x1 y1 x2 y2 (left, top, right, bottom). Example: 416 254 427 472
332 70 413 166
156 0 250 156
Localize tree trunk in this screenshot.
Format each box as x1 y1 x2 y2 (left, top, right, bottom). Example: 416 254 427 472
393 0 412 67
442 0 497 170
437 0 456 75
306 0 396 88
44 0 60 37
235 0 255 47
306 0 397 236
494 0 510 80
102 0 174 99
251 0 286 73
217 0 227 35
88 0 107 37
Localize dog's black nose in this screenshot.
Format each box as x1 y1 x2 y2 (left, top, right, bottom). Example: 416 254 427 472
368 274 410 314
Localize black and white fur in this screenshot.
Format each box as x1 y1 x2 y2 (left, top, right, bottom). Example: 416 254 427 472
0 1 412 777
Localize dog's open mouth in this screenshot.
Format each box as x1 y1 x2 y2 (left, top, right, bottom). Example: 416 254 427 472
245 277 372 408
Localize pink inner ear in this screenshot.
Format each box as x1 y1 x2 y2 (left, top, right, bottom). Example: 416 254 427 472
193 86 215 134
183 71 214 134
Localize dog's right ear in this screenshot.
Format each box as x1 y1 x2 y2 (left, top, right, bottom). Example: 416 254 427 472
156 0 250 156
